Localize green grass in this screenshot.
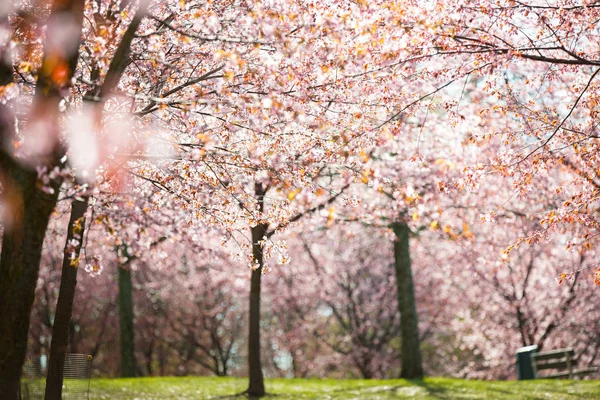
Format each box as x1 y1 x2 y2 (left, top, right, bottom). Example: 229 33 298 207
89 376 600 399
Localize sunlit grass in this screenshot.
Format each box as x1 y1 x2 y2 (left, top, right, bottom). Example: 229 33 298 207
89 376 600 399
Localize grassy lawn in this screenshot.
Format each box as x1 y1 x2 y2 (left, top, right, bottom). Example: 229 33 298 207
89 376 600 399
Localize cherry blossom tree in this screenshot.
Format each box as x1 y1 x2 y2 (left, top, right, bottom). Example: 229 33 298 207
299 227 401 379
315 93 477 378
152 257 246 377
0 2 86 397
29 223 248 376
28 214 119 375
4 1 600 398
423 211 600 378
374 0 600 258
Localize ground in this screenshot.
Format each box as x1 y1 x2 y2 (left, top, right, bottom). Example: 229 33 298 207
89 376 600 399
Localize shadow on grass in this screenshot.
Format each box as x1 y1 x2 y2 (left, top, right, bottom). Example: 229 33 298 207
211 391 278 400
312 379 449 399
257 379 449 399
410 378 519 399
216 383 424 399
408 379 448 398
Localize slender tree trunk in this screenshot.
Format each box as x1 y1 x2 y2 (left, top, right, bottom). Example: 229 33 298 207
44 197 89 400
115 240 167 379
247 182 267 397
145 339 154 376
118 264 137 377
222 358 229 377
391 222 423 379
247 222 267 397
159 344 166 376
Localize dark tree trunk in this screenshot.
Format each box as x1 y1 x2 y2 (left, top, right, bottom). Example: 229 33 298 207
158 343 166 376
0 1 85 398
115 239 166 378
145 339 154 376
118 264 137 377
44 197 89 400
247 182 267 397
247 223 267 397
391 222 423 379
221 360 229 377
0 168 59 400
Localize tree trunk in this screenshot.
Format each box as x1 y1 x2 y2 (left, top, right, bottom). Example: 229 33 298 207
116 239 167 379
159 343 166 376
0 169 59 400
247 222 267 397
0 2 85 397
118 264 137 377
391 222 423 379
44 197 89 400
145 339 154 376
0 43 17 400
247 182 267 397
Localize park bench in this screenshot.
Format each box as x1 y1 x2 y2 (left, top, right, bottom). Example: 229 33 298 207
531 348 598 379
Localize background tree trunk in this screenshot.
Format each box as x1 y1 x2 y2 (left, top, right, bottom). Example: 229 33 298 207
118 263 137 377
247 236 266 396
247 183 267 397
115 238 167 378
391 222 424 379
44 197 89 400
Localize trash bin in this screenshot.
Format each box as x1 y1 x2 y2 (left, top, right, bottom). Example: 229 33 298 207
516 345 538 380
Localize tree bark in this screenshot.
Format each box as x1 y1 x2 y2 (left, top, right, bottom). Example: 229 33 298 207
247 264 263 393
247 183 267 397
0 14 31 400
0 2 85 398
118 263 137 377
145 339 154 376
391 222 424 379
44 196 89 400
0 168 59 399
115 239 167 378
